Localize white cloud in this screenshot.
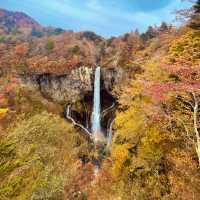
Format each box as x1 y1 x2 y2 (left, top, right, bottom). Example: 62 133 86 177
86 0 102 11
2 0 192 36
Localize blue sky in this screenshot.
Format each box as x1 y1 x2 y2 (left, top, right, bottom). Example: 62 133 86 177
0 0 193 37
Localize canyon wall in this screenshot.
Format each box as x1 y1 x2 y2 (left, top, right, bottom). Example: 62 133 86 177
21 66 128 104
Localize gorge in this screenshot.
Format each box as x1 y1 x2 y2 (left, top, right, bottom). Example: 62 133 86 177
1 3 200 199
20 65 127 143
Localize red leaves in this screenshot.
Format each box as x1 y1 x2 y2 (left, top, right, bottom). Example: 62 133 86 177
145 82 172 102
75 162 95 187
145 62 200 104
146 81 200 103
163 64 200 80
64 162 94 197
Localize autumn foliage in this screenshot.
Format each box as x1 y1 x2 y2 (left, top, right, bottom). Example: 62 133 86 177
0 1 200 200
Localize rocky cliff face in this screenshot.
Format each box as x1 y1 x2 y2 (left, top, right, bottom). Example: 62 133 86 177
21 66 92 103
21 66 129 104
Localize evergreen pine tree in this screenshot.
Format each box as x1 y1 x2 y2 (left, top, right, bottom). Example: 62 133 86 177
194 0 200 14
159 22 168 32
189 0 200 29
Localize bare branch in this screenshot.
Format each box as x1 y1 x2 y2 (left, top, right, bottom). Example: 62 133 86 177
66 105 92 137
177 95 194 109
177 118 194 143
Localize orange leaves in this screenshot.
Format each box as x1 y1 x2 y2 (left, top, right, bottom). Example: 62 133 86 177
11 43 29 68
0 30 100 74
0 76 20 107
0 93 8 107
14 43 28 57
26 56 78 74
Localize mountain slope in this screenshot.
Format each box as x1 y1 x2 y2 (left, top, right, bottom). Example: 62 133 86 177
0 8 41 32
0 4 200 200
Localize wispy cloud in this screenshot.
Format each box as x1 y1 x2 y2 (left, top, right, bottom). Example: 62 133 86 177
0 0 193 37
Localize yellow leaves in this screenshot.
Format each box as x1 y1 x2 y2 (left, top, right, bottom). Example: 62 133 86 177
112 144 131 177
112 106 147 177
116 79 143 108
144 61 169 82
0 108 8 118
168 30 200 64
114 107 146 142
0 108 8 114
139 127 163 161
0 111 83 199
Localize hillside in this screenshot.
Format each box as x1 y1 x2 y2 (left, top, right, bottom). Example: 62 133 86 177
0 2 200 200
0 8 41 32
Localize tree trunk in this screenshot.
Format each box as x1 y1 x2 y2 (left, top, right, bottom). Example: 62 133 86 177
193 92 200 166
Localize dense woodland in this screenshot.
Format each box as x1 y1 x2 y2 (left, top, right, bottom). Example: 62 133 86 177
0 1 200 200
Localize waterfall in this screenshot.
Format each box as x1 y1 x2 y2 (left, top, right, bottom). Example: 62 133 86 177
92 66 101 139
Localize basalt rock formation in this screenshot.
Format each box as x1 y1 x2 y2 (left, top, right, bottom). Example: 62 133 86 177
21 66 131 104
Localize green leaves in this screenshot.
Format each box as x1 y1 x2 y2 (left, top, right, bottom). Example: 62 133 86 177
45 40 55 51
0 112 81 200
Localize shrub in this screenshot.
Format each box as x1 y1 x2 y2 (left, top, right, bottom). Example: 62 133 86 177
45 40 55 51
0 111 80 200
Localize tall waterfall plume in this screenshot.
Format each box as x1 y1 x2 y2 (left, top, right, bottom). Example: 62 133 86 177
92 66 101 139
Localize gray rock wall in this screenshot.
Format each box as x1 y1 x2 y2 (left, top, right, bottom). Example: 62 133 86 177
21 66 129 104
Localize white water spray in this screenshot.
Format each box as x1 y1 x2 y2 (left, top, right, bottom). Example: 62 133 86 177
92 66 101 140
